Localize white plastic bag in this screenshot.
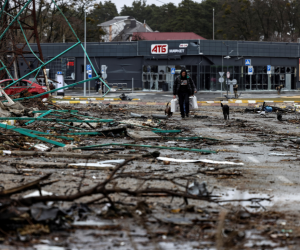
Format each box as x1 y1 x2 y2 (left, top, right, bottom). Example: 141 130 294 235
189 96 198 110
171 99 179 112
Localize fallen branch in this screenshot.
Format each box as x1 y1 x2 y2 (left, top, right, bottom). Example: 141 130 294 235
0 174 52 196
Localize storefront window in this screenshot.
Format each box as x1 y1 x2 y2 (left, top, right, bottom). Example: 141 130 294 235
65 58 75 81
142 65 197 91
46 57 75 82
142 64 297 92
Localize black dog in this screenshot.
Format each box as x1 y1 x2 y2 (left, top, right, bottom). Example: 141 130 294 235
221 103 229 120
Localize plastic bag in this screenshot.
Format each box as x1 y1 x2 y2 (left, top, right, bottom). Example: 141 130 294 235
171 99 179 112
189 96 198 110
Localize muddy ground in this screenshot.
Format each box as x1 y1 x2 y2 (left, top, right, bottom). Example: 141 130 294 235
1 103 300 250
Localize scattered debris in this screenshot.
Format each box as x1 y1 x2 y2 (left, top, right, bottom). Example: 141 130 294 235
0 90 299 249
157 157 244 165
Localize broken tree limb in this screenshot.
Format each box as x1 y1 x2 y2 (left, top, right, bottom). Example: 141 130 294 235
73 143 217 154
6 151 143 159
0 173 52 196
32 110 78 113
18 157 138 206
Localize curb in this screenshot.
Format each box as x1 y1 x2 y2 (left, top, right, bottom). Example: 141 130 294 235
55 97 298 104
56 96 140 101
52 100 300 107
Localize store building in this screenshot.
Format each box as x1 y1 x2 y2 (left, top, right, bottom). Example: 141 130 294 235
19 39 300 91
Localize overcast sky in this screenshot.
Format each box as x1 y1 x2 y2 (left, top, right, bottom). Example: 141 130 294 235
113 0 183 12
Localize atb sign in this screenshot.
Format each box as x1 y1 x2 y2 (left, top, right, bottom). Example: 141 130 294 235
248 66 253 75
151 44 168 54
267 65 271 74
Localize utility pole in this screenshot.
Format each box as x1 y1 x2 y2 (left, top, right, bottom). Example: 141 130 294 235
226 45 228 96
221 53 223 97
213 8 214 40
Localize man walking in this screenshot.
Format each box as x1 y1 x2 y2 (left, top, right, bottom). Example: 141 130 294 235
173 69 196 118
95 77 101 94
234 84 238 98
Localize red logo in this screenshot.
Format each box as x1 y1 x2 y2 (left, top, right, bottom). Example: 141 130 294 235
151 44 168 54
67 62 74 66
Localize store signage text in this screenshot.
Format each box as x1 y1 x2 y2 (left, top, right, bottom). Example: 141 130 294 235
179 43 188 48
151 44 168 54
169 49 185 53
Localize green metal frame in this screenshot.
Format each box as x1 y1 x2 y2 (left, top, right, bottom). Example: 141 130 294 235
0 60 13 79
0 123 65 147
0 117 113 123
0 0 9 19
2 42 80 90
25 110 53 126
15 127 74 141
0 0 111 99
0 0 33 41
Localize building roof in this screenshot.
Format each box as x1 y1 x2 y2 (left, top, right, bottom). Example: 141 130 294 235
99 16 134 27
112 23 149 42
131 32 206 41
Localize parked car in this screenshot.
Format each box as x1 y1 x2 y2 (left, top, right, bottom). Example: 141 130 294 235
29 77 69 90
0 79 49 98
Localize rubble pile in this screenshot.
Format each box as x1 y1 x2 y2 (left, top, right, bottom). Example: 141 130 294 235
0 96 300 249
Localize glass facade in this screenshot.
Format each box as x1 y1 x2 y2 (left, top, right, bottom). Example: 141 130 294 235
142 65 197 91
200 65 297 91
142 64 297 91
46 57 75 83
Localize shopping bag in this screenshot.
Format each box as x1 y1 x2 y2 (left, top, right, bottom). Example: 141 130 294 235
189 96 198 110
171 99 179 112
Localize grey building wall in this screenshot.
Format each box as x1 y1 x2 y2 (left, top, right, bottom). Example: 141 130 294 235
17 40 300 91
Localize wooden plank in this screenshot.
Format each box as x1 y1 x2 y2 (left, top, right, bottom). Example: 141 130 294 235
8 161 114 170
7 151 142 159
127 130 161 140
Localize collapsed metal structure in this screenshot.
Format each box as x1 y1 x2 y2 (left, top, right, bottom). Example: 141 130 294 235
0 0 46 81
0 0 110 100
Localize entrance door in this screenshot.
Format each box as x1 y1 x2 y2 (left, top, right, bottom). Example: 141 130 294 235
286 74 291 90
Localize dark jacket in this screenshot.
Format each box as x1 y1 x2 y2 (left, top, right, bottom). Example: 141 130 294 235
173 74 196 96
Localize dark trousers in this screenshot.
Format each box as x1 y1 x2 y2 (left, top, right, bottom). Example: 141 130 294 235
178 92 189 116
95 83 100 92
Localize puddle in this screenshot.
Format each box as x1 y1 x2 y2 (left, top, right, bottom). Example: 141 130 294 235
217 188 300 210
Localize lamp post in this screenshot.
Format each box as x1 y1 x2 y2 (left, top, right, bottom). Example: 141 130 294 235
223 43 233 96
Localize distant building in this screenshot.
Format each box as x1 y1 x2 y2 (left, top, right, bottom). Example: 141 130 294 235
98 16 152 42
131 32 206 41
